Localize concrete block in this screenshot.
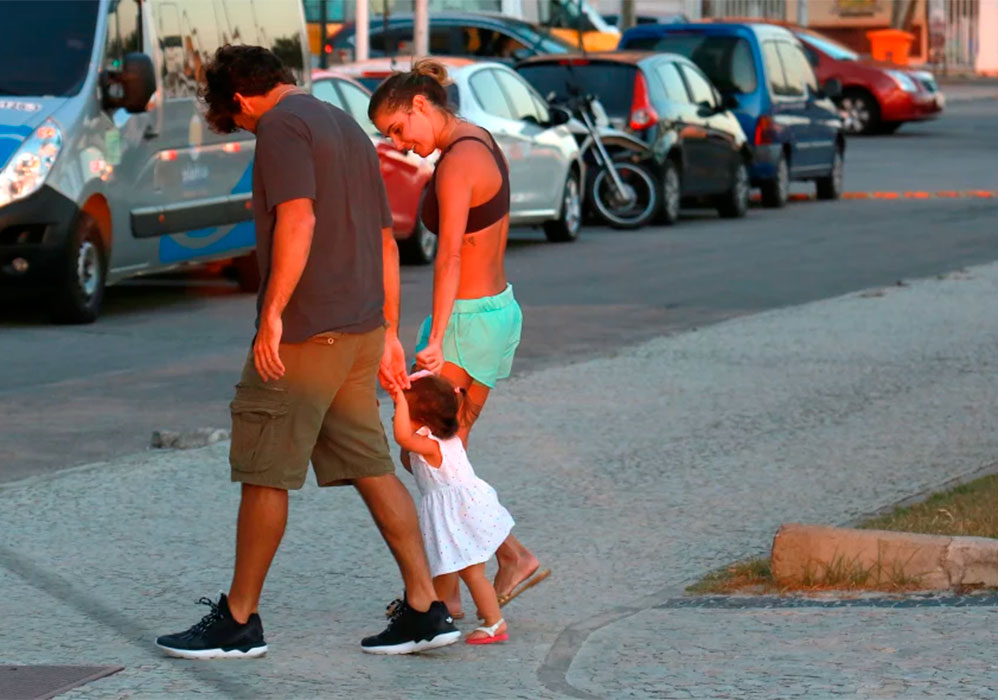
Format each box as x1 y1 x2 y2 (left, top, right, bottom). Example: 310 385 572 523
944 536 998 587
771 523 952 589
150 428 230 450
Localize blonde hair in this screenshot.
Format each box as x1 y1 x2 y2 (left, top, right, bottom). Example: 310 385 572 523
368 58 454 119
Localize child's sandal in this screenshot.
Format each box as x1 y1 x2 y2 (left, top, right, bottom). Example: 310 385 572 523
465 618 508 645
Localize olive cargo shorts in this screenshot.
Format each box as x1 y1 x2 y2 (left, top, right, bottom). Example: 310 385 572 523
229 326 395 490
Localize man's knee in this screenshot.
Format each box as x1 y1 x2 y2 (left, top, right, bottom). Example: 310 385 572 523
461 397 484 430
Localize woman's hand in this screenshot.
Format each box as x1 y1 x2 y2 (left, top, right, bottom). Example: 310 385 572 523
416 340 445 374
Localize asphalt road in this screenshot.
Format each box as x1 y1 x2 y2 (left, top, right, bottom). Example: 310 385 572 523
2 99 996 483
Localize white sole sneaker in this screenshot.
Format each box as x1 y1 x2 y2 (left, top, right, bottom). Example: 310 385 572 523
155 642 269 660
361 630 461 655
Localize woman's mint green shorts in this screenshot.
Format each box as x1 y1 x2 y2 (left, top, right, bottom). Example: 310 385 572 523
415 284 523 389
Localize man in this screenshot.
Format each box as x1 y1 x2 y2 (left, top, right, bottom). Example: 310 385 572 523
155 45 458 658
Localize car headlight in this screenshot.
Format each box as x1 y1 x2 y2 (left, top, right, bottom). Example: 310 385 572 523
886 70 918 93
0 119 63 209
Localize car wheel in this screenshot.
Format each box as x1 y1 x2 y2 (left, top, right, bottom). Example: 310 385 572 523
838 89 880 135
816 149 844 201
716 159 750 218
658 159 681 225
399 220 437 265
760 152 789 208
543 171 582 243
232 251 261 292
49 213 106 324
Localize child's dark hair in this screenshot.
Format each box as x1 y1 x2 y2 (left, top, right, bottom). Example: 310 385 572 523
368 58 454 121
405 375 465 439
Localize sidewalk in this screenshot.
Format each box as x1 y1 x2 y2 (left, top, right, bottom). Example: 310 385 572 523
4 262 998 698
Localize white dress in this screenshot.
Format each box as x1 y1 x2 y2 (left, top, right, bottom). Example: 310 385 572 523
410 427 515 577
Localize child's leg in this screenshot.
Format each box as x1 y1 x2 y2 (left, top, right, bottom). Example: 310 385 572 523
432 573 461 617
459 563 507 641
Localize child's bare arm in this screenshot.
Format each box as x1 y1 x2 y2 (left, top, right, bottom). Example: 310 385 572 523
391 387 442 467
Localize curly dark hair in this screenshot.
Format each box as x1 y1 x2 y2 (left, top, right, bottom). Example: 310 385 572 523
405 375 466 440
198 45 296 133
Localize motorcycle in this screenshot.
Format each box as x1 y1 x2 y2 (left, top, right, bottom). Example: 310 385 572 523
549 88 659 230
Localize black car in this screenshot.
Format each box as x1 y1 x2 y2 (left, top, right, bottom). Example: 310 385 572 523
325 12 574 64
517 52 752 223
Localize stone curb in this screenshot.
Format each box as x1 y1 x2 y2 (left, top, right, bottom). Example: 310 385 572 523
771 523 998 590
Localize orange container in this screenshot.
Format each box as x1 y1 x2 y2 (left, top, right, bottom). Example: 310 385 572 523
866 29 916 65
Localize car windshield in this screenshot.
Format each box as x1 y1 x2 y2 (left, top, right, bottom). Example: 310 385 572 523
624 33 757 94
798 32 859 61
0 1 99 97
517 62 638 118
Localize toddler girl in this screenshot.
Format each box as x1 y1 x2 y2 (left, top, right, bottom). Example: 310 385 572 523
390 371 513 644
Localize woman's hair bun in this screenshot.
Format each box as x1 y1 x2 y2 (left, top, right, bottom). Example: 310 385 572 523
411 58 450 86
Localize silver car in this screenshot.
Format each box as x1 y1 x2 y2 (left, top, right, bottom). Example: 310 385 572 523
337 57 584 243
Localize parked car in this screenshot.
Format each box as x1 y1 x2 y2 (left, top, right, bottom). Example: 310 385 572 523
0 0 309 322
794 28 944 135
311 69 437 264
337 57 584 242
619 23 845 207
517 52 752 224
325 12 574 65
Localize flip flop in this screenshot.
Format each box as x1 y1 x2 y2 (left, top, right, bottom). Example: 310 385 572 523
497 567 551 608
465 618 508 645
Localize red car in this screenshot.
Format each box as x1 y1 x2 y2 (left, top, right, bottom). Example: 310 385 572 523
311 69 437 263
794 28 944 135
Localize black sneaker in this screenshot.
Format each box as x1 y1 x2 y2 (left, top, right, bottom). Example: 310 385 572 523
155 593 267 660
361 597 460 655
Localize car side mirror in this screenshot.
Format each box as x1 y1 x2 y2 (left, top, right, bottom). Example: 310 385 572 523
821 78 843 100
103 52 157 113
721 94 739 110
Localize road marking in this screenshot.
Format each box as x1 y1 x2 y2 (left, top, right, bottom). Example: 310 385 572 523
751 190 998 203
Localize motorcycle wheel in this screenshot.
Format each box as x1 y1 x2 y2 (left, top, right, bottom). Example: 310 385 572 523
588 160 660 230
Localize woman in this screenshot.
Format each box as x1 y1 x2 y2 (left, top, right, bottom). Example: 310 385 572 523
369 59 549 617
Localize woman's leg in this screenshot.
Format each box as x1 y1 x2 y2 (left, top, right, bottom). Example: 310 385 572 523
440 362 541 602
459 563 507 641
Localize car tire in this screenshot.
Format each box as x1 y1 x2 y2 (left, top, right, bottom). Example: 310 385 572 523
815 148 844 201
716 159 750 218
232 251 261 293
876 121 903 135
543 171 582 243
760 152 789 208
399 219 437 265
657 159 681 225
839 89 880 135
49 213 106 324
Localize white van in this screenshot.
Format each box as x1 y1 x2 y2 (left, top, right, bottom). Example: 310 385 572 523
0 0 309 322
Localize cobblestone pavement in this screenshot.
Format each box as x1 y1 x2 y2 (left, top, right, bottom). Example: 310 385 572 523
3 262 998 698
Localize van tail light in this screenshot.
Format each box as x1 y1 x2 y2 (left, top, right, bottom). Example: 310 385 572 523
754 115 780 145
628 71 658 131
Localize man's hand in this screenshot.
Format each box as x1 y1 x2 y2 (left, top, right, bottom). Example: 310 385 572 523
379 334 410 393
254 314 285 381
416 340 445 375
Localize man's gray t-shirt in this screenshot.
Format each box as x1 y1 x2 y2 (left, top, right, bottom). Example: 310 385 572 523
252 92 393 343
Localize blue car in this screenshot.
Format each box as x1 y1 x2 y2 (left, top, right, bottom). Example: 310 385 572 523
619 22 844 207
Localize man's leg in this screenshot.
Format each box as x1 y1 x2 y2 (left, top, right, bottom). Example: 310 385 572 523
227 483 289 623
354 474 437 611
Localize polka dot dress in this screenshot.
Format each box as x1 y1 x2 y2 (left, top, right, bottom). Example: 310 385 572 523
410 427 515 577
